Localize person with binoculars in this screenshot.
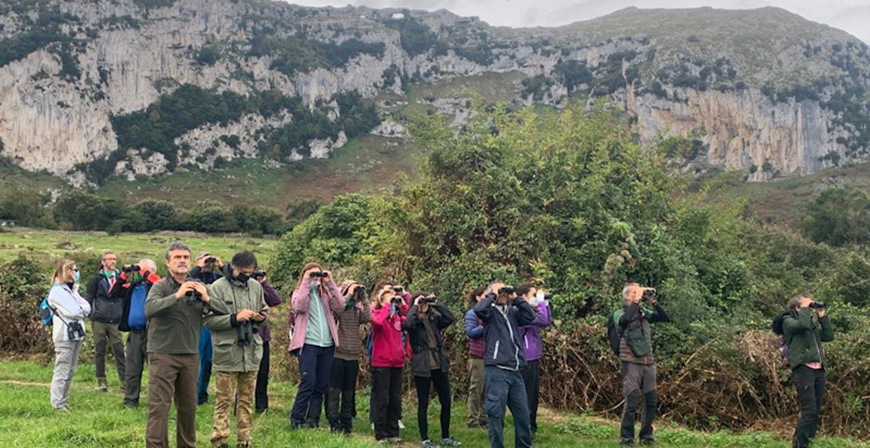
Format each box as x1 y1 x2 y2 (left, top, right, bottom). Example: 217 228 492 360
48 259 91 411
288 263 346 429
404 293 461 448
115 259 160 408
204 251 268 448
474 282 536 448
613 283 670 447
517 284 553 440
783 294 834 448
370 285 409 443
191 252 223 405
325 280 372 434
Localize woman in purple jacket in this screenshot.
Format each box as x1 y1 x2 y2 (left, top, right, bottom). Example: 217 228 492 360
517 284 552 438
464 287 488 429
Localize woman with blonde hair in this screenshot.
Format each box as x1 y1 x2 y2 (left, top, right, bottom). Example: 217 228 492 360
370 285 408 443
288 262 346 429
48 259 91 411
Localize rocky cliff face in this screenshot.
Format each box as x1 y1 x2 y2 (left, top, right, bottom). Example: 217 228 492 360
0 0 867 185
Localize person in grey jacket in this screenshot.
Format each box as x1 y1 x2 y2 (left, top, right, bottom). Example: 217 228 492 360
48 259 91 411
474 282 535 448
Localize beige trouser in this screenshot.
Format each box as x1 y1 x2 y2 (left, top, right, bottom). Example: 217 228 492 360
211 371 258 447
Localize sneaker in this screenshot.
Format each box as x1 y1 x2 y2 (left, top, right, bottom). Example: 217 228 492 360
441 438 461 447
422 440 440 448
388 437 404 445
398 420 406 430
97 378 108 392
54 406 70 412
123 401 138 409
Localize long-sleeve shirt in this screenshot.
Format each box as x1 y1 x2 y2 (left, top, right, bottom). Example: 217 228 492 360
334 292 373 361
519 300 552 362
464 308 486 358
145 276 211 355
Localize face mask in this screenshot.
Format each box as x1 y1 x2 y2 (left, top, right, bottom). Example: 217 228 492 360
311 280 321 289
73 271 81 283
237 273 250 283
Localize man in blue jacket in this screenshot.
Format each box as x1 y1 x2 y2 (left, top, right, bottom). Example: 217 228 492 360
115 259 161 408
474 282 536 448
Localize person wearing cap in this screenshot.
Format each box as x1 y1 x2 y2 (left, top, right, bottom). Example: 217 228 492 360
325 280 372 433
190 252 224 406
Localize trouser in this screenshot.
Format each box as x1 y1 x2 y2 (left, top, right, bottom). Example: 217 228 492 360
793 366 826 448
146 353 198 448
290 344 334 427
326 358 359 433
198 327 213 403
467 357 487 427
211 371 257 448
255 340 271 412
93 321 125 383
50 340 82 409
369 363 402 425
372 366 403 440
521 359 541 435
619 362 658 443
124 328 148 406
485 366 531 448
414 369 452 442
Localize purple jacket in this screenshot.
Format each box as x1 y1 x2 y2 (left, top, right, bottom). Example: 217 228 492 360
258 280 283 342
464 308 486 358
519 301 552 362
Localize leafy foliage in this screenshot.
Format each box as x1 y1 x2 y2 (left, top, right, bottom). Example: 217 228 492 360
802 188 870 246
249 30 384 76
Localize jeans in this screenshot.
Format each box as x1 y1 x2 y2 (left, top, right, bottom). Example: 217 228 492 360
197 327 212 404
619 362 657 443
414 369 452 442
290 344 335 427
372 366 403 440
793 366 826 448
326 358 359 433
485 366 532 448
521 359 540 435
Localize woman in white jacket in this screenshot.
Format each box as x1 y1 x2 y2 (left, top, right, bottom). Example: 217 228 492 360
48 259 91 411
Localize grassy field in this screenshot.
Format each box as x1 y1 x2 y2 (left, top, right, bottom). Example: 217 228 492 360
0 228 277 266
0 358 866 448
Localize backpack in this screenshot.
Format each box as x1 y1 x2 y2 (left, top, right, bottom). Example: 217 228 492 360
39 293 54 326
771 311 791 368
606 310 625 356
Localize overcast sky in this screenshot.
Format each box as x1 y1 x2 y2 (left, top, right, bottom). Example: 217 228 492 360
285 0 870 42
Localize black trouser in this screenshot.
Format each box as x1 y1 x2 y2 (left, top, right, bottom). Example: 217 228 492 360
619 362 657 443
372 366 403 440
124 328 147 406
290 344 334 427
414 369 452 442
793 366 826 448
521 359 540 435
255 340 270 412
326 358 359 433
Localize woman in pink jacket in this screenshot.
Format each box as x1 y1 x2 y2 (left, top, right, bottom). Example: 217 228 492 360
288 262 346 429
370 285 408 443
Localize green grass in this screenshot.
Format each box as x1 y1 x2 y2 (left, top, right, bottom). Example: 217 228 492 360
0 229 276 266
0 359 866 448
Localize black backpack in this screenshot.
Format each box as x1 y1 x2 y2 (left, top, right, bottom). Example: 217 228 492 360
606 310 625 356
771 311 791 368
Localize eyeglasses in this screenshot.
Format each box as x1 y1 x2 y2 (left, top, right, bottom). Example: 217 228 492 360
70 268 79 272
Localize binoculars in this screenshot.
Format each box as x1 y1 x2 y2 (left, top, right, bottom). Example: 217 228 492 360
122 264 141 273
309 272 328 279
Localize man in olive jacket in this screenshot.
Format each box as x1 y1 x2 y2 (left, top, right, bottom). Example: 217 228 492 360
204 251 267 448
783 294 834 448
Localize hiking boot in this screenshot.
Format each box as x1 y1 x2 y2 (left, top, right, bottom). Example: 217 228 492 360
389 437 404 445
422 440 440 448
54 406 70 413
123 401 138 409
97 378 108 392
441 438 461 447
619 439 635 446
639 438 656 446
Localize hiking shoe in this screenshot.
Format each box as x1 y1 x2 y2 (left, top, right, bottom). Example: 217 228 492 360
54 406 70 412
441 438 461 447
97 378 108 392
123 401 138 409
639 438 655 446
422 440 440 448
398 419 406 429
619 439 635 446
236 443 250 448
389 437 404 445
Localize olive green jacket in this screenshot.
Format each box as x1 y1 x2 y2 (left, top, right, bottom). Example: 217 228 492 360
204 277 266 373
783 307 834 370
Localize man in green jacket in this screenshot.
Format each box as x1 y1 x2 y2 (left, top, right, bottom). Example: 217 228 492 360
204 251 268 448
783 294 834 448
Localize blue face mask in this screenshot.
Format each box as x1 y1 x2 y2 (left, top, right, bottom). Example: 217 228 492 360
73 271 81 283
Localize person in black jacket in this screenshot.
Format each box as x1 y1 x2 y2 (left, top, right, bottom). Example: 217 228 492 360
474 282 535 448
114 259 160 408
85 251 125 392
190 252 223 405
403 293 461 448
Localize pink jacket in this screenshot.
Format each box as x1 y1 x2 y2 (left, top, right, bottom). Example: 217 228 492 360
288 276 346 353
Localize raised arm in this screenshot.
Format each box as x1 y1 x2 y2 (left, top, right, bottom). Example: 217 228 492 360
819 315 834 342
514 298 536 327
292 277 313 314
650 303 670 323
432 303 456 329
783 308 814 336
524 301 552 328
465 308 484 339
474 293 497 322
145 281 178 317
325 278 347 313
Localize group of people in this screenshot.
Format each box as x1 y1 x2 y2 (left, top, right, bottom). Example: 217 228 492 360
43 243 835 448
